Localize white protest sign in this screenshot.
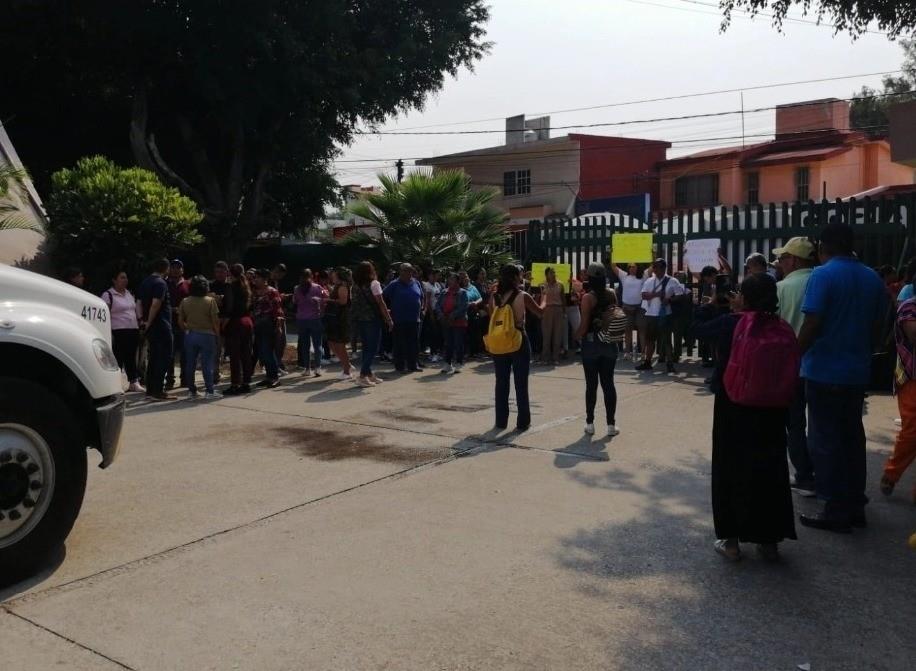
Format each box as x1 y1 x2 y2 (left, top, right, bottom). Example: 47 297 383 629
684 239 721 273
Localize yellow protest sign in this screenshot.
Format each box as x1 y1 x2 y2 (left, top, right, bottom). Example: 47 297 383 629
611 233 654 263
531 263 572 292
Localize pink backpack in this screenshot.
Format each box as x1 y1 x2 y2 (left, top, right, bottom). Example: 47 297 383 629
723 312 800 408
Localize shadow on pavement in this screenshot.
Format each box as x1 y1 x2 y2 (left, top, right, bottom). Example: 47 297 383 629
555 450 915 670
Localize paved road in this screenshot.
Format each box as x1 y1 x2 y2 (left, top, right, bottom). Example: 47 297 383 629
2 357 914 670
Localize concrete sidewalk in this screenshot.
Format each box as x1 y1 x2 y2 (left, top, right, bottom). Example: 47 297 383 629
2 357 914 670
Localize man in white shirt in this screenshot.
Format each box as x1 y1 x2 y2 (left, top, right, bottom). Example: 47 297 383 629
637 258 684 373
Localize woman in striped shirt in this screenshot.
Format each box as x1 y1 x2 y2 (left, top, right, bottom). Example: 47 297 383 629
575 263 628 438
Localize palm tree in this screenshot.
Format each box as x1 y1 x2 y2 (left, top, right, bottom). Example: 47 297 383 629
0 165 43 233
342 169 512 272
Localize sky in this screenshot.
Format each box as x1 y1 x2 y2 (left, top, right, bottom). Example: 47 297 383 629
334 0 907 187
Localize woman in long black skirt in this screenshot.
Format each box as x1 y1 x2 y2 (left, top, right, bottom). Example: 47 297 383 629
693 274 796 562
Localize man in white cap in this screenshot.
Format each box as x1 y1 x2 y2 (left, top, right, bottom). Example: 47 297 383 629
774 237 817 497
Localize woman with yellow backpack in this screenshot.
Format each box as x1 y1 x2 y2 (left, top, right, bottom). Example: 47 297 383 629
485 264 545 431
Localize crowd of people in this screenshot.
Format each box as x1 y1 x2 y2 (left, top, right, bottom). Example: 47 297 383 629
64 218 916 563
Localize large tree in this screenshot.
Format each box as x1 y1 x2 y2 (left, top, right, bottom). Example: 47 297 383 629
1 2 491 260
719 1 916 37
850 39 916 134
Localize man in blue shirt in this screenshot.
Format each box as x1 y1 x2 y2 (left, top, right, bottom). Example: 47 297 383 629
797 223 887 532
137 258 176 400
383 263 424 372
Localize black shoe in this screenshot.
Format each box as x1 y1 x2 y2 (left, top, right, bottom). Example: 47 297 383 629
515 424 530 433
702 360 715 368
239 384 251 394
223 386 241 396
850 511 867 528
666 362 676 373
635 362 653 371
408 367 423 372
799 512 852 533
703 377 714 385
266 378 280 388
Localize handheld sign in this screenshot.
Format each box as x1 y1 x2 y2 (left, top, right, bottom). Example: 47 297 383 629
531 263 572 293
684 239 721 273
611 233 653 263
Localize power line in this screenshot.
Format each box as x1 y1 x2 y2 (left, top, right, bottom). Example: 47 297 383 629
335 123 892 167
366 69 902 132
355 90 911 136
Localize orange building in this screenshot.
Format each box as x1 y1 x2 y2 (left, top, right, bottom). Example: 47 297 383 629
657 99 915 211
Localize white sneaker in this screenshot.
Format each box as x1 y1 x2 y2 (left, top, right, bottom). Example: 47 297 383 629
894 418 902 426
453 363 463 372
441 364 453 374
357 376 376 388
337 371 353 381
607 425 620 437
204 391 223 400
302 368 312 377
128 381 146 393
430 354 441 363
330 355 340 363
314 367 324 377
321 357 331 365
368 375 383 384
584 423 595 435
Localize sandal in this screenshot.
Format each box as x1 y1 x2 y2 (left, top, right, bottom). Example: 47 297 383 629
714 539 741 561
880 475 896 497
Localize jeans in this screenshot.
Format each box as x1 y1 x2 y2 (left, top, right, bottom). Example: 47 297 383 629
145 323 173 395
806 380 868 520
393 321 419 370
184 330 217 393
275 321 288 371
226 317 253 386
255 320 280 381
581 339 618 425
786 378 815 484
358 320 382 377
493 334 531 429
112 328 140 382
297 318 324 369
444 325 467 366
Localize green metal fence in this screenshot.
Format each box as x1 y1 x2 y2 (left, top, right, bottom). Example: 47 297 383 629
525 194 916 276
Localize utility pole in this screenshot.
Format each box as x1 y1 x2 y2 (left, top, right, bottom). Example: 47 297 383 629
740 92 746 149
396 159 404 183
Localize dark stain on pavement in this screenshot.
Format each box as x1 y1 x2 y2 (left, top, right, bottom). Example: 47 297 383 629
414 400 490 413
271 427 432 463
371 409 442 424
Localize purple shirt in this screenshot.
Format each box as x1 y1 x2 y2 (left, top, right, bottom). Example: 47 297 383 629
294 283 325 320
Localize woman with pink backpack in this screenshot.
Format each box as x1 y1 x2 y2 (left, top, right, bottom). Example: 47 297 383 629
693 273 798 563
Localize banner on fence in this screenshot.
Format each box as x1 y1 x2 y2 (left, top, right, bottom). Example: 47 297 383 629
530 262 572 292
684 239 721 273
611 233 654 263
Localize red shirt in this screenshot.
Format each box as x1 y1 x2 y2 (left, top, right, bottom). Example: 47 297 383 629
443 289 467 328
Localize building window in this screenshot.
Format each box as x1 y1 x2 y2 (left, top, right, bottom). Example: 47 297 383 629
746 172 760 205
503 170 531 196
674 174 719 208
516 169 531 195
795 167 810 202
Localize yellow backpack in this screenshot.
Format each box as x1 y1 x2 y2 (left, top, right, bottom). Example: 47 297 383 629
484 290 523 355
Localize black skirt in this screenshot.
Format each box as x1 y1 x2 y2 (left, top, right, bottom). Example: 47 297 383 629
712 392 797 544
324 307 350 344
